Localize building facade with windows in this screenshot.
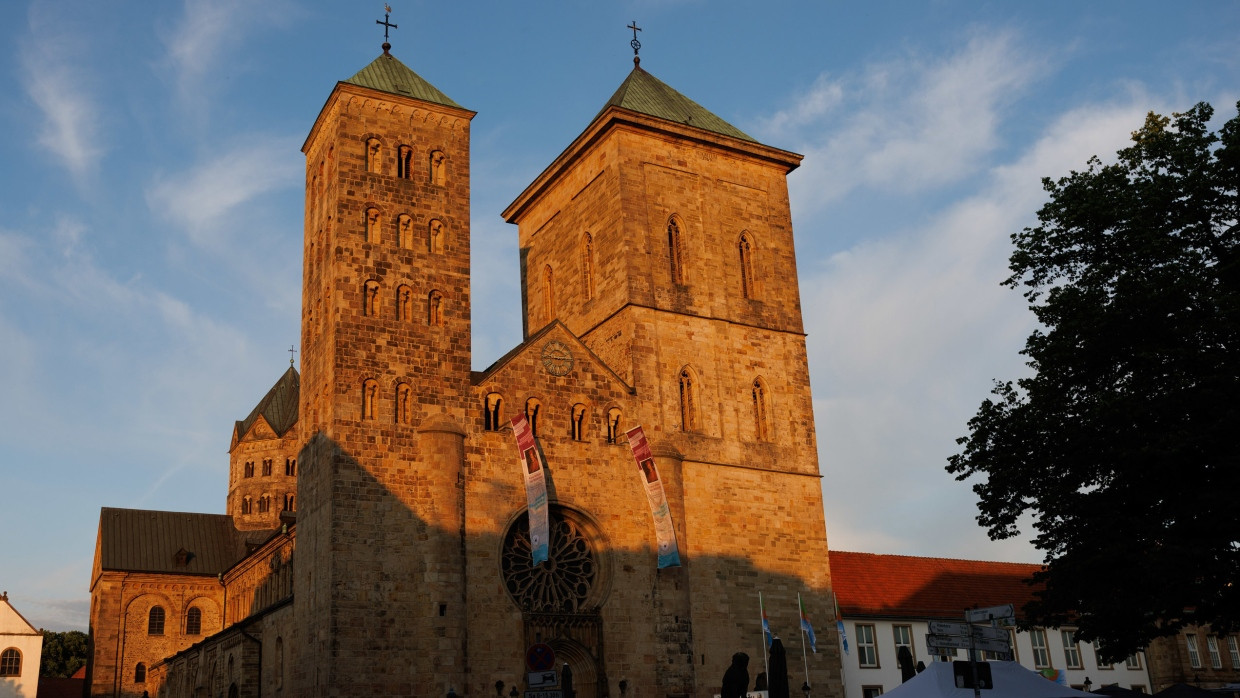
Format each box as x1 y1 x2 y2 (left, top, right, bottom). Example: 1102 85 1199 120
830 552 1152 698
87 38 843 698
1145 625 1240 691
0 592 44 698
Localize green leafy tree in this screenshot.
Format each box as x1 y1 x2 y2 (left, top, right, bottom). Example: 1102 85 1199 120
39 629 89 678
947 102 1240 661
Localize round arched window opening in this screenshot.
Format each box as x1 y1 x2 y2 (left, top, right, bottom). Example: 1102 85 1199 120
501 507 604 613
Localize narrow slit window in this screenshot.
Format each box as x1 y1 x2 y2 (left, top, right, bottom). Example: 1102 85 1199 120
582 233 596 300
429 219 444 254
739 232 756 299
428 290 444 327
484 393 503 431
396 382 412 425
668 217 684 285
397 145 413 179
365 138 382 174
363 379 379 420
365 207 380 243
679 367 700 432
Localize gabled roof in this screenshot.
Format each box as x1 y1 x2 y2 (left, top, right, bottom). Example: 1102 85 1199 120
830 550 1042 620
0 594 39 635
234 366 300 442
343 50 463 109
596 65 755 143
472 320 634 394
97 508 249 576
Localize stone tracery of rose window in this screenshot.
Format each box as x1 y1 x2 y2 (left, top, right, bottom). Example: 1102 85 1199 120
501 510 598 613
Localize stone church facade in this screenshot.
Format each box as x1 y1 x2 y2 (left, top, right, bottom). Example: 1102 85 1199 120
87 44 841 698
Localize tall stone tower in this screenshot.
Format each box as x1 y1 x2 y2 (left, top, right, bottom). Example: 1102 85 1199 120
293 44 476 695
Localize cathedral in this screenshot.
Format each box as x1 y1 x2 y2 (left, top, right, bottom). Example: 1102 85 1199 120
86 32 841 698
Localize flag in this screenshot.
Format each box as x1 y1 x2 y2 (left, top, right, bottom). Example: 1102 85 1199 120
799 594 818 653
761 594 773 647
837 619 848 655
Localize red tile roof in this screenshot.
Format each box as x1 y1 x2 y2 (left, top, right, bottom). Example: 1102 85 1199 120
830 551 1044 620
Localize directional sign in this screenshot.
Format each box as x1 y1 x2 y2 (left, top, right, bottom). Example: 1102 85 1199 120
972 625 1009 642
926 633 1011 654
928 622 1009 643
965 604 1014 624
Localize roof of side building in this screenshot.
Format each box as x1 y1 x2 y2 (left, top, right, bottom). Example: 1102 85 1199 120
830 550 1043 620
98 508 250 576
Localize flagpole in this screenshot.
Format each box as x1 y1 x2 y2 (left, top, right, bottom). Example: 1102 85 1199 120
834 591 847 697
760 592 770 680
799 593 810 687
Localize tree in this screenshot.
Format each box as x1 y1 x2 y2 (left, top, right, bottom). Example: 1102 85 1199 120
39 629 89 678
947 102 1240 661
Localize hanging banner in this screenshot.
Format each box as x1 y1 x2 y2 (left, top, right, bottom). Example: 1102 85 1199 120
625 425 682 568
511 414 549 566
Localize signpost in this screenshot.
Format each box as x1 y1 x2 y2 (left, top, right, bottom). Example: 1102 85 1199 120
923 605 1017 698
965 604 1014 624
925 633 1011 654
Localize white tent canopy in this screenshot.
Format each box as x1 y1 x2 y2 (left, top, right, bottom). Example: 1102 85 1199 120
883 662 1096 698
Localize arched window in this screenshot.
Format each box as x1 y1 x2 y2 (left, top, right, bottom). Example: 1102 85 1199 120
397 145 413 179
365 208 381 243
428 219 444 254
679 367 700 432
364 280 380 317
148 606 165 635
668 217 685 285
542 265 555 323
396 382 412 425
0 648 21 676
186 607 202 635
571 403 587 441
241 497 252 515
606 407 622 444
285 458 296 476
262 459 272 476
752 377 771 441
283 493 295 512
428 290 444 327
525 398 542 437
484 393 503 431
365 138 382 174
738 232 756 299
430 150 446 185
363 379 379 420
258 495 270 513
134 662 146 683
582 233 596 300
396 284 414 322
398 214 414 249
244 461 254 478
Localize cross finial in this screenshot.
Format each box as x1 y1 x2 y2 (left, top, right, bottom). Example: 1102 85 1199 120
289 345 297 367
628 21 642 67
376 4 397 54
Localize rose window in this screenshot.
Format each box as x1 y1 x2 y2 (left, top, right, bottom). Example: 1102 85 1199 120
501 510 597 613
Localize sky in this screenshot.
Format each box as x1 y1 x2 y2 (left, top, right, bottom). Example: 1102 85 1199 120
1 0 1237 632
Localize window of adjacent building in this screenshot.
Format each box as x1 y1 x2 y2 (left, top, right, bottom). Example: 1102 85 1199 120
862 687 884 698
186 607 202 635
571 403 587 442
667 217 685 285
606 407 622 444
1062 630 1082 668
1208 636 1223 669
484 393 503 431
1030 629 1050 668
262 459 272 476
0 648 20 676
365 138 382 174
582 233 596 301
856 623 878 668
1007 628 1019 663
525 398 541 437
679 367 700 432
285 458 296 476
1092 641 1112 670
738 231 756 299
428 290 444 327
244 461 254 478
1229 636 1240 668
752 377 771 441
1125 653 1142 670
148 606 165 635
135 663 146 683
429 219 444 254
397 145 412 179
893 624 914 665
1186 634 1202 668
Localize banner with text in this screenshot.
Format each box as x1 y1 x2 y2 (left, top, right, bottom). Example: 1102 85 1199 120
625 425 681 568
511 414 549 566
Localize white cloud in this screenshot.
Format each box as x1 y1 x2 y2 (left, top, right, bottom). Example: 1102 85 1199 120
18 7 104 178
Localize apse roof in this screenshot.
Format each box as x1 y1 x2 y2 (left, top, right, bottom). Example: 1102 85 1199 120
343 50 463 109
596 65 755 142
234 366 300 440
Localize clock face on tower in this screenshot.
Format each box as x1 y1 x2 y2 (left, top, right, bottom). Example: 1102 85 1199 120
541 340 574 376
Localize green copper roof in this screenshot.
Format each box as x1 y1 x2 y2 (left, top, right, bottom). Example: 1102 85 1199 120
597 66 755 142
344 51 463 109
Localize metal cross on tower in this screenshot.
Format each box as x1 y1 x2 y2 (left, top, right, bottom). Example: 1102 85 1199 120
628 21 642 67
288 345 297 367
377 4 398 53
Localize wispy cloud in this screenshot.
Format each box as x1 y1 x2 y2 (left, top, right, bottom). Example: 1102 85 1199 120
18 6 105 178
758 30 1045 216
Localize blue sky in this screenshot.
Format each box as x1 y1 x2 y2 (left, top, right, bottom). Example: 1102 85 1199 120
1 1 1236 631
